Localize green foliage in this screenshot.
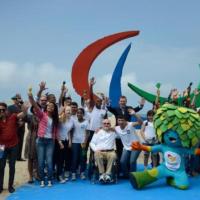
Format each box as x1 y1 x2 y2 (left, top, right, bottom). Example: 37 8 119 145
154 103 200 148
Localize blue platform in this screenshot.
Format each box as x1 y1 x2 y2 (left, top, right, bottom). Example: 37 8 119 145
6 175 200 200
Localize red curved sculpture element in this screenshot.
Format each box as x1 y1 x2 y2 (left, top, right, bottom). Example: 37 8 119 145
71 31 140 99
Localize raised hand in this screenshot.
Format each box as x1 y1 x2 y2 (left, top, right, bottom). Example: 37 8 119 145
194 88 200 96
28 87 32 96
139 97 145 107
39 81 47 91
128 108 136 115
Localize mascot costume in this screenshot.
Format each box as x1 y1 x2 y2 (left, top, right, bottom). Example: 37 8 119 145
130 103 200 190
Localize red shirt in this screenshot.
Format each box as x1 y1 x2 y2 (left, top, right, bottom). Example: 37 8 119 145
0 114 18 148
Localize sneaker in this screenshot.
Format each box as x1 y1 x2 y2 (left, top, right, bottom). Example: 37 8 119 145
47 181 52 187
64 171 70 181
71 173 76 181
104 174 111 183
80 172 86 180
58 176 66 184
8 186 15 193
99 174 105 182
40 181 45 188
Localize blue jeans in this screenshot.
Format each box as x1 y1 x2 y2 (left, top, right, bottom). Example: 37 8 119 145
36 138 55 181
120 149 140 177
71 143 87 174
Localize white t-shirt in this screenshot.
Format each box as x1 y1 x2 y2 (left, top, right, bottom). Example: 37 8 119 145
143 120 156 140
72 119 89 143
90 129 116 151
87 106 106 131
115 122 139 151
44 117 53 139
71 114 78 121
58 118 74 141
83 106 91 121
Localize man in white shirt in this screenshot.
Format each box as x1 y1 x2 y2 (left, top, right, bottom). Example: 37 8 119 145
86 78 107 151
115 111 142 178
90 119 116 182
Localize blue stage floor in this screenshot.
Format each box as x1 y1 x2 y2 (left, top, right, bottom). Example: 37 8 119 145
6 176 200 200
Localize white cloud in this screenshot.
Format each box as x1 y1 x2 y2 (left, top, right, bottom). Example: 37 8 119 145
0 43 199 112
0 62 17 82
0 61 74 103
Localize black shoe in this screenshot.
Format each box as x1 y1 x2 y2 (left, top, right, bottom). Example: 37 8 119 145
8 186 15 193
17 158 26 161
28 180 34 184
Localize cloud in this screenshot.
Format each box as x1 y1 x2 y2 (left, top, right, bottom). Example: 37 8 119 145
0 43 199 111
0 62 17 82
0 61 73 102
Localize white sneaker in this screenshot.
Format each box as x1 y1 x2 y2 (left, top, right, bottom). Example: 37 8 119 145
64 171 70 181
80 172 86 180
104 174 111 182
71 173 76 181
40 181 45 187
99 174 105 182
47 181 52 187
59 176 66 184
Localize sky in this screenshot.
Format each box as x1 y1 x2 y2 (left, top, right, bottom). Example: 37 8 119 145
0 0 199 112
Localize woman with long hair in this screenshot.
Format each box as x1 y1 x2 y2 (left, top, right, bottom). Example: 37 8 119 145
56 106 74 182
28 89 59 187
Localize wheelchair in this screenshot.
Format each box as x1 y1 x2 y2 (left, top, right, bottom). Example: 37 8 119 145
87 148 118 184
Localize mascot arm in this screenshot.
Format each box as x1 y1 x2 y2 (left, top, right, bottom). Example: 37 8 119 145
131 141 152 152
194 148 200 155
182 148 200 155
151 144 162 153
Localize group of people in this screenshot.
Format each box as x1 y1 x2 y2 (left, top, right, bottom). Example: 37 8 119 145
0 79 200 194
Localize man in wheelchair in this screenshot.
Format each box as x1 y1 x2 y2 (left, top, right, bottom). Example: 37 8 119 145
90 119 117 183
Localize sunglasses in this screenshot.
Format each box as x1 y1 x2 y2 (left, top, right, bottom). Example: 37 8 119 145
0 109 6 112
103 122 111 125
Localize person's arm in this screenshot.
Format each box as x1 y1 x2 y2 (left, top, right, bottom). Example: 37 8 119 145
17 102 29 119
28 88 43 119
128 108 143 126
81 129 89 149
133 98 145 113
89 133 98 152
36 81 47 102
58 81 68 107
88 77 95 110
140 123 146 142
81 90 87 107
191 89 199 108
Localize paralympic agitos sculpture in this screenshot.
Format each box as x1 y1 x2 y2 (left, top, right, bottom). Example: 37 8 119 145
71 31 139 100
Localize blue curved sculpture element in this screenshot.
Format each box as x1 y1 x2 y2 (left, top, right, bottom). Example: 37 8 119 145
109 43 132 107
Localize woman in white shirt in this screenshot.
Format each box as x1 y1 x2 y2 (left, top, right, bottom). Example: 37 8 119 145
57 106 74 183
71 108 89 180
